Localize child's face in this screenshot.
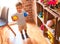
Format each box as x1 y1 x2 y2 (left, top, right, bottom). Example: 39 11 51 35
16 5 22 13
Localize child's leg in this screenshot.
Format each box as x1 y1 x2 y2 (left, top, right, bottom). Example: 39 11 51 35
21 31 25 40
24 30 29 38
24 25 29 38
18 25 25 40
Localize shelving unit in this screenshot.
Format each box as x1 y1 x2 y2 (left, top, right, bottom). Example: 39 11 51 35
36 1 60 44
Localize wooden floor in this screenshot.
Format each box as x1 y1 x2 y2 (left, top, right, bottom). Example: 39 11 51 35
0 23 49 44
26 23 49 44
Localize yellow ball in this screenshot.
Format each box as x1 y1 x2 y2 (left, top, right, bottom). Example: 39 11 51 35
12 15 18 21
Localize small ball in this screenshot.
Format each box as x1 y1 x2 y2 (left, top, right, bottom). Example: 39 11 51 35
24 12 28 17
12 15 18 21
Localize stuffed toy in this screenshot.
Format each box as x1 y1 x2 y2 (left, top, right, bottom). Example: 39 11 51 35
46 20 54 27
39 11 43 17
47 0 58 8
40 24 44 30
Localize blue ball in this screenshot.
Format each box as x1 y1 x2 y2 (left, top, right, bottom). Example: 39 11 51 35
24 12 28 17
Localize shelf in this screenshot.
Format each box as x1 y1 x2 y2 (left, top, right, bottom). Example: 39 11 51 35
38 16 44 24
45 25 55 36
37 1 60 44
49 8 60 21
38 15 55 44
38 16 55 36
37 1 59 18
44 7 59 18
50 8 60 16
36 1 46 8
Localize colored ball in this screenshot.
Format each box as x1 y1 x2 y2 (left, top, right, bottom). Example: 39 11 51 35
24 12 28 17
12 15 18 21
40 24 44 30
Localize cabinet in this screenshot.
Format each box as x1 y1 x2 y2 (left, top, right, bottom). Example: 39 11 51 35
36 1 60 44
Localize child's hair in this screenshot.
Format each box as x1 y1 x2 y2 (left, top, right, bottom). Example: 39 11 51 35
16 2 22 7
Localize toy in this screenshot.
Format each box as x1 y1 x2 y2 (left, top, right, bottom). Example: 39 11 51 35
46 20 54 27
47 0 58 9
24 11 28 17
39 11 43 17
40 24 44 30
40 0 44 2
12 15 18 21
47 30 54 44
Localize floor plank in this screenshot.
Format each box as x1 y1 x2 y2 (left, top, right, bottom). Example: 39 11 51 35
0 23 49 44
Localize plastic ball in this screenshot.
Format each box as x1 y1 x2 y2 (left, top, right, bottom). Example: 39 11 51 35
24 12 28 17
40 24 44 30
12 15 18 21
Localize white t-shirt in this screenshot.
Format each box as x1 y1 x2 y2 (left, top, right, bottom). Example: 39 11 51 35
13 12 26 26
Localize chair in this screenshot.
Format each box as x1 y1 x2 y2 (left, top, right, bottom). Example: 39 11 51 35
0 7 16 36
0 7 8 26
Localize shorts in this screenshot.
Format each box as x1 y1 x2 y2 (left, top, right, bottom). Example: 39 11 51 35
18 24 27 32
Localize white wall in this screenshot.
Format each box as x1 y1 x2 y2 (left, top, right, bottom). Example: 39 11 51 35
0 0 21 7
0 0 22 23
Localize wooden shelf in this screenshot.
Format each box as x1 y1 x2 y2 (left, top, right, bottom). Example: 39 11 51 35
37 1 46 7
38 16 44 24
37 1 59 18
36 1 60 44
50 8 60 16
44 7 59 18
38 16 55 36
49 8 60 21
